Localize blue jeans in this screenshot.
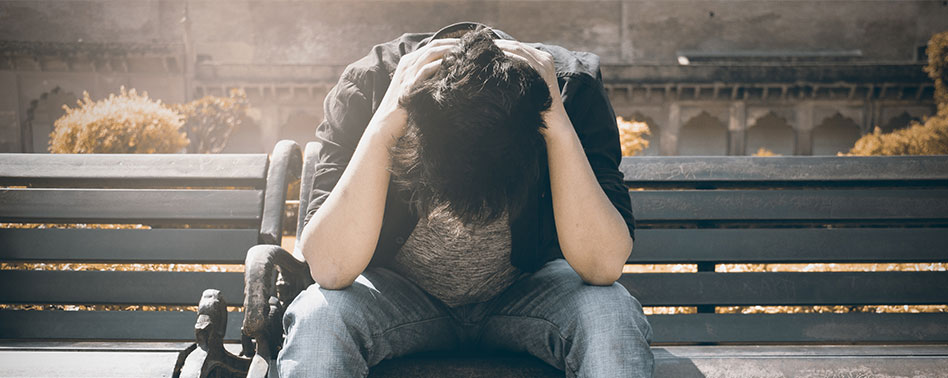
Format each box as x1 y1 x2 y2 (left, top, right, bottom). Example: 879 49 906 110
278 259 653 377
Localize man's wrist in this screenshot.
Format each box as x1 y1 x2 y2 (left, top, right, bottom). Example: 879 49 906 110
366 106 408 144
542 107 575 143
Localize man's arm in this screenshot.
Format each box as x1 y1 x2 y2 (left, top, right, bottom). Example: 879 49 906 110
299 40 457 289
498 41 632 285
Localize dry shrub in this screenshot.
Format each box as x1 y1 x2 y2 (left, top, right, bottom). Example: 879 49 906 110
174 88 250 153
845 106 948 156
617 116 650 156
49 86 189 153
925 30 948 106
845 30 948 156
752 147 780 156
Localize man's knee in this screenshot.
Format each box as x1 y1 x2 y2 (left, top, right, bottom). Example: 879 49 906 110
283 283 366 337
570 284 652 345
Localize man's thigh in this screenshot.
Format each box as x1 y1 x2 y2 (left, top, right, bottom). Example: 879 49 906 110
477 259 653 376
279 267 458 374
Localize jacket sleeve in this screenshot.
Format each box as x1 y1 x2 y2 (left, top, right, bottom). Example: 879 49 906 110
561 74 636 240
302 68 374 228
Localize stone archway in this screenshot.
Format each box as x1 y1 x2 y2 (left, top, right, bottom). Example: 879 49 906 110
880 111 921 133
678 111 727 156
813 113 862 156
23 87 79 153
747 112 794 156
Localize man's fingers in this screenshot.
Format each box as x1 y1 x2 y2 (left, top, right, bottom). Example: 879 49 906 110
495 41 529 57
416 45 455 65
414 58 444 83
495 40 539 59
426 38 460 48
503 51 533 66
401 39 458 67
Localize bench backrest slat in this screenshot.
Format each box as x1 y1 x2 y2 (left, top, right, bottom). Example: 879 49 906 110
1 188 263 225
630 189 948 221
629 228 948 263
621 271 948 306
0 310 244 341
0 154 268 188
650 313 948 344
0 271 244 306
622 156 948 182
0 229 256 264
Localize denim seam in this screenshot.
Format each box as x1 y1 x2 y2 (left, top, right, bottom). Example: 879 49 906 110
372 315 452 340
488 314 578 376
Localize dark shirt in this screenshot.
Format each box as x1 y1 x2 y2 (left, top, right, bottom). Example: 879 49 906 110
304 22 634 273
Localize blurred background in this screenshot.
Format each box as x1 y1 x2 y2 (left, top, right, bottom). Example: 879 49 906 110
1 0 947 155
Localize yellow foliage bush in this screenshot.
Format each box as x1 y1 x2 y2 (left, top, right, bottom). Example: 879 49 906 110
846 106 948 156
752 147 780 157
616 116 650 156
925 31 948 106
174 88 249 153
49 87 189 153
845 31 948 156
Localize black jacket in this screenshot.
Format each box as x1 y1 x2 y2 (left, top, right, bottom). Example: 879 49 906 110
304 22 634 273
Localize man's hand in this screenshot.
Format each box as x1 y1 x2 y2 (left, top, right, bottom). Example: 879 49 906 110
373 38 458 140
494 40 573 139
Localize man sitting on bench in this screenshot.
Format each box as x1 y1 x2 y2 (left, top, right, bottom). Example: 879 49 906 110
282 22 653 377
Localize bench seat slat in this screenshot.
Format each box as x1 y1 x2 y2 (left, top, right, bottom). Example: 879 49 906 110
620 272 948 306
649 313 948 343
621 156 948 183
0 189 263 224
630 189 948 221
0 310 243 341
0 350 183 378
0 271 243 305
8 312 941 344
0 154 268 188
629 228 948 263
371 346 948 378
0 228 257 264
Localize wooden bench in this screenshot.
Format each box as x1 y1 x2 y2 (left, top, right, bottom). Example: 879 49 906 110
212 144 948 377
5 141 947 376
0 140 301 377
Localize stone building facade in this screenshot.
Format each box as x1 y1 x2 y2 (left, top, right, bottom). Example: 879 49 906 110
1 0 946 155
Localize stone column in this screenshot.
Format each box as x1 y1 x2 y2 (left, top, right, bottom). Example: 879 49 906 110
863 100 876 134
728 101 747 155
794 102 814 156
662 102 680 156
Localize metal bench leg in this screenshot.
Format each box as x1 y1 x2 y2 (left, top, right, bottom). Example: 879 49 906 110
175 289 252 378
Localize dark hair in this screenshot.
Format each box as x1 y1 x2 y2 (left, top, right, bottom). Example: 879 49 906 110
391 27 552 225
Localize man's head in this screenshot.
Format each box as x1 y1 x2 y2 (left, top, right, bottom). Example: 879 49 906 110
392 27 552 225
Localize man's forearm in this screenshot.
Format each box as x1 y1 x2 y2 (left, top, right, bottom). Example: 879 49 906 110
544 114 633 285
299 124 400 289
492 40 631 284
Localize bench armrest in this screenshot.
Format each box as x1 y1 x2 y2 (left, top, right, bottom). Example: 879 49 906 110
259 140 302 245
242 244 314 361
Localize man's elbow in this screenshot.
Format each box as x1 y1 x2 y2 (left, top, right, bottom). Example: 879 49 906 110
309 265 356 290
577 262 624 286
575 236 632 286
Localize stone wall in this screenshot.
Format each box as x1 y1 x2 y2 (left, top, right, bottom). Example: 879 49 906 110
5 1 944 64
2 0 946 153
